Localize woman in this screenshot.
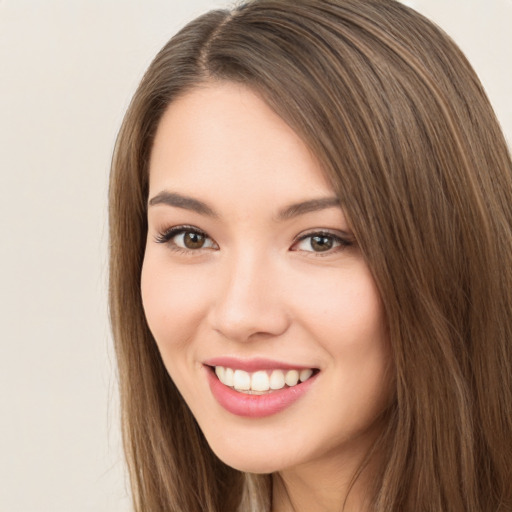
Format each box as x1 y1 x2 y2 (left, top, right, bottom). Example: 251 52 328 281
109 0 512 510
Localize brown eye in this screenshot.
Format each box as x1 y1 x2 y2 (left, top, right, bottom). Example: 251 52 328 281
155 226 218 251
291 231 353 254
183 231 206 249
310 235 334 252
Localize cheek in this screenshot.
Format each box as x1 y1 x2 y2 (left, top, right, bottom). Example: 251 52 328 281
140 251 210 353
291 263 393 399
291 262 386 346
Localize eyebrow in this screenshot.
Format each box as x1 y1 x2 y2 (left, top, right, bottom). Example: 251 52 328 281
277 196 341 220
148 191 341 220
148 191 219 217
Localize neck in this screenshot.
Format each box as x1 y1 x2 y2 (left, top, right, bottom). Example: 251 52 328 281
271 431 384 512
272 467 372 512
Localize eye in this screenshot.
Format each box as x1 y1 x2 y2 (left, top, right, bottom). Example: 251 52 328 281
155 226 218 251
291 231 353 254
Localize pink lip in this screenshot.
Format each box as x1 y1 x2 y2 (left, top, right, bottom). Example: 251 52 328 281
203 356 314 372
204 365 318 418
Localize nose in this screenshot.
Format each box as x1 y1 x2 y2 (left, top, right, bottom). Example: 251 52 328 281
208 251 290 343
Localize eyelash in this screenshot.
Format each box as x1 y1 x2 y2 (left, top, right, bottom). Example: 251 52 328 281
154 225 354 255
154 225 217 254
292 230 354 255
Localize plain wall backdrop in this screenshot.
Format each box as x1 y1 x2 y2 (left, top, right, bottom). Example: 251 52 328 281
0 1 510 511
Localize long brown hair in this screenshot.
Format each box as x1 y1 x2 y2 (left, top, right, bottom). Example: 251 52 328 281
109 1 512 510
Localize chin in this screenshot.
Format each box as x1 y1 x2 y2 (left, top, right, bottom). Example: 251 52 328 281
213 449 281 474
206 435 293 474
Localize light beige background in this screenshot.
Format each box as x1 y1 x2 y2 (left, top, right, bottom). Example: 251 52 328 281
0 1 510 511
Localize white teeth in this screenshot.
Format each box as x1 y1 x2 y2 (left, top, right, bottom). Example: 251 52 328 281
251 371 270 392
214 366 315 393
233 369 251 390
224 367 234 387
299 368 313 382
269 369 286 390
215 366 225 381
285 369 299 386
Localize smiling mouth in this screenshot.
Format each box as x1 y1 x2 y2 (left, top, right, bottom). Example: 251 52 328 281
211 366 319 394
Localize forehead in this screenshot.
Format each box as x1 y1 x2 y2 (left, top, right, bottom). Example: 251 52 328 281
148 82 334 204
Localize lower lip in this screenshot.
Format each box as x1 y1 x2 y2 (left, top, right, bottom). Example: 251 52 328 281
205 367 318 418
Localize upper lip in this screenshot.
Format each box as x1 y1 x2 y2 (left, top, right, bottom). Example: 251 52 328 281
203 356 317 372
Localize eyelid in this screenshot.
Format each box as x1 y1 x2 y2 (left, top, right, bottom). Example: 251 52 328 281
154 224 218 250
153 225 354 254
290 229 355 253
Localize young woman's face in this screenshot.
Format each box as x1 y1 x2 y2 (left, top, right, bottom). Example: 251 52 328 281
142 82 394 476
